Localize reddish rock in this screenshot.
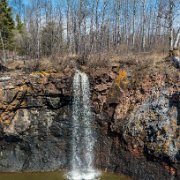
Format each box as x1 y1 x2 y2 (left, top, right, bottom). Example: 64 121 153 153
94 84 108 92
0 62 179 180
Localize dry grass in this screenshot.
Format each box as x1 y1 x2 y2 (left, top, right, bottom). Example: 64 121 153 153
6 51 178 78
87 53 110 68
101 51 179 89
7 60 26 70
51 54 78 68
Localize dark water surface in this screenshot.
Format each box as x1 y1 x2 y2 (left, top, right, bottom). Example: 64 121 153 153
0 172 130 180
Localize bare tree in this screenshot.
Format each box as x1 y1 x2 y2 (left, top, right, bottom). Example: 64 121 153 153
0 31 6 64
8 0 180 59
132 0 137 48
174 27 180 48
168 0 174 49
140 0 146 51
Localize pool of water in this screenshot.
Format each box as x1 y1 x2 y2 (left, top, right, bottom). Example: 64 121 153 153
0 171 130 180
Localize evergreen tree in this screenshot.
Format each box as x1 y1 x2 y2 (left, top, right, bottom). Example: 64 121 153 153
16 14 23 33
13 15 27 55
0 0 14 50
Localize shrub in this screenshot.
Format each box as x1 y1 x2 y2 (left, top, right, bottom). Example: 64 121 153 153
115 69 128 88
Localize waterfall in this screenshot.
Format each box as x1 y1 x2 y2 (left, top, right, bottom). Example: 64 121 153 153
67 70 100 180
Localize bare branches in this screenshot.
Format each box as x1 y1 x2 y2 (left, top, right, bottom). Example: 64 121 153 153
5 0 180 59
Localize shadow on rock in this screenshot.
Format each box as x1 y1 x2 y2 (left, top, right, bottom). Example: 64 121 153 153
169 92 180 125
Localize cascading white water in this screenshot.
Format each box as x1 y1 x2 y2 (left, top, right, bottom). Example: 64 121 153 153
67 70 100 180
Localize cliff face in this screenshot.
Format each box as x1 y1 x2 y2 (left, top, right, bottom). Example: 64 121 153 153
0 61 179 180
0 70 73 171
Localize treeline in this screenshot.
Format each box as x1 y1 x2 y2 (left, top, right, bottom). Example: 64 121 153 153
0 0 180 62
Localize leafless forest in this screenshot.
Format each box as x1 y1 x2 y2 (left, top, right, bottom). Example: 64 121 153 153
2 0 180 61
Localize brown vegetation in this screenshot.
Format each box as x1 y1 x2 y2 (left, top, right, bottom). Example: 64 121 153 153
169 48 180 57
1 0 179 65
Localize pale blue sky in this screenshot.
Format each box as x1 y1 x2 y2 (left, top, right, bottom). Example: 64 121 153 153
8 0 180 28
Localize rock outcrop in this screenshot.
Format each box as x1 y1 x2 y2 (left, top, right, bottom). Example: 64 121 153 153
0 60 179 180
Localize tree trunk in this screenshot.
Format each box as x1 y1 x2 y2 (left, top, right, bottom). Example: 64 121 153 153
174 28 180 48
66 0 70 53
132 0 136 48
0 31 6 64
141 0 146 51
95 0 99 52
169 0 174 50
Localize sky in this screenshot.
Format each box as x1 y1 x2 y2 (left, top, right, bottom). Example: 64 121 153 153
8 0 180 28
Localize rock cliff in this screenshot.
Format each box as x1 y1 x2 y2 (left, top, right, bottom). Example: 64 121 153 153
0 59 179 180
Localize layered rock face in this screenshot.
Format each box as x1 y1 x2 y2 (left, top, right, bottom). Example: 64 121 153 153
92 68 179 180
0 61 179 180
0 70 73 171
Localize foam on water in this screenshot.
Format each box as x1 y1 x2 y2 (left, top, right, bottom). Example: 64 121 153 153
67 169 101 180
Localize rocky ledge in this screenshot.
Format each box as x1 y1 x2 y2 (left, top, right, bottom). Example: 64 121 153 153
0 59 179 180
